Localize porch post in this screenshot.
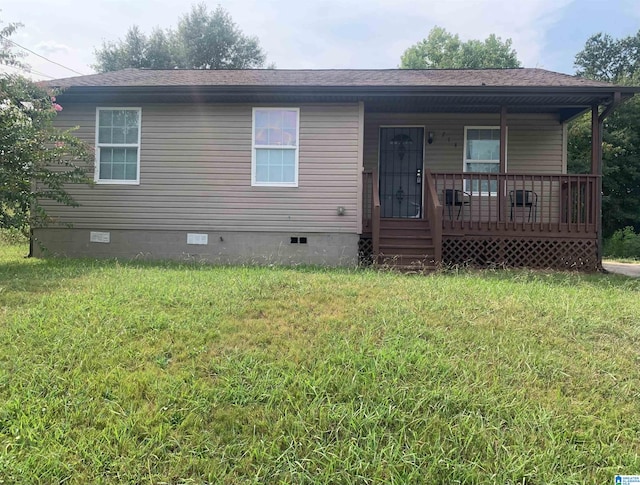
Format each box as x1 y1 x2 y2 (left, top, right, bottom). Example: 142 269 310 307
591 104 603 266
499 106 507 222
590 104 600 175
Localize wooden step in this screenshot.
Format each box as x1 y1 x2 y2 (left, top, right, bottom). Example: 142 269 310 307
380 218 431 229
378 253 437 271
380 247 434 256
380 233 433 246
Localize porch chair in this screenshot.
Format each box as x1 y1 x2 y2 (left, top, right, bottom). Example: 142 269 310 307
509 189 538 222
444 189 471 220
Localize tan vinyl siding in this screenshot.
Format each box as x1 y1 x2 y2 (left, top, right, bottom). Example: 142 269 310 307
46 103 361 233
364 113 564 174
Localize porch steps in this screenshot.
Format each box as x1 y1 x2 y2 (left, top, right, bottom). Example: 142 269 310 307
377 219 437 272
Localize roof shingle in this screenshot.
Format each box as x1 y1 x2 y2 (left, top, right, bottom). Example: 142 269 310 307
49 68 615 89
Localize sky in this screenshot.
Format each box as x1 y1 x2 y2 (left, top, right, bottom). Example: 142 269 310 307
1 0 639 81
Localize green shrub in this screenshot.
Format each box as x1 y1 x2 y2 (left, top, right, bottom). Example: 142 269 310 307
0 228 29 245
604 226 640 259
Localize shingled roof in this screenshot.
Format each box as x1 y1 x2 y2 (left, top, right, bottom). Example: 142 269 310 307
50 68 614 89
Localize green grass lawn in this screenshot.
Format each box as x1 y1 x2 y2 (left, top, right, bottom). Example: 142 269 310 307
1 243 640 484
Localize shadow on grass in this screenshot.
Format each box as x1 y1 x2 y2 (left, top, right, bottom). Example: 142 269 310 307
1 244 638 304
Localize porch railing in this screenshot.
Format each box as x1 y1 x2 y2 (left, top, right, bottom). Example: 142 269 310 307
432 172 599 234
363 170 600 236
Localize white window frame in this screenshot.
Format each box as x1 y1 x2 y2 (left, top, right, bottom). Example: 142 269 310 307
251 107 300 187
95 107 142 185
463 126 506 196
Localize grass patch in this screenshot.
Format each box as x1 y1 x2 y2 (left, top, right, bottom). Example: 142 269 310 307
1 244 640 483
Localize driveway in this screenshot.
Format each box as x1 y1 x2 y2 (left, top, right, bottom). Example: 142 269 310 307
603 261 640 277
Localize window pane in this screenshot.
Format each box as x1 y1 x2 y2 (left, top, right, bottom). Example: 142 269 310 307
268 163 282 183
98 127 112 144
125 110 139 128
99 149 113 163
267 128 282 146
282 164 295 183
282 149 295 168
112 163 125 180
282 129 297 147
99 110 112 127
466 162 499 173
112 127 125 144
255 110 269 130
256 164 268 182
255 148 295 183
112 148 126 162
125 163 137 180
125 127 138 144
113 110 126 127
268 110 283 130
282 110 297 129
125 148 137 163
99 163 112 179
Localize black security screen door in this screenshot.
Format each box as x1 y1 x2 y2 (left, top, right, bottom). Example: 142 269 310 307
379 127 424 218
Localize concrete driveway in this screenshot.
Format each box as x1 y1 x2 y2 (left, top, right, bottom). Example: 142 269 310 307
603 261 640 277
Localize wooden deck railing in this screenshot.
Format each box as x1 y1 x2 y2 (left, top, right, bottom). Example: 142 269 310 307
362 171 599 239
432 172 599 234
424 170 442 263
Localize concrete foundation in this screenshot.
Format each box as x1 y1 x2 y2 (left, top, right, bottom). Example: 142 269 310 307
32 228 359 267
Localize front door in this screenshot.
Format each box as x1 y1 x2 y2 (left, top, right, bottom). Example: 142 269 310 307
379 127 424 218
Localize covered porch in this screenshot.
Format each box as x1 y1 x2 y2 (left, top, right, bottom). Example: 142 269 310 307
359 89 626 271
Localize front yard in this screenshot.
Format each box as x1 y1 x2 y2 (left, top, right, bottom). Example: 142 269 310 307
1 243 639 484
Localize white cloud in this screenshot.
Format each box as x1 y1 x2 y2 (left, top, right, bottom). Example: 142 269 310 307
34 41 71 56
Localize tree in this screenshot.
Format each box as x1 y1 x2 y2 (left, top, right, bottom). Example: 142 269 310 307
93 4 267 72
400 27 521 69
0 20 91 238
570 32 640 236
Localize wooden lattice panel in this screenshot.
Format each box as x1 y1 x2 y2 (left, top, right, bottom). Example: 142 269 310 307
358 237 374 266
443 237 598 270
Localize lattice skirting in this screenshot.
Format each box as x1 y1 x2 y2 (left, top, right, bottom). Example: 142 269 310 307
443 236 599 270
358 237 374 266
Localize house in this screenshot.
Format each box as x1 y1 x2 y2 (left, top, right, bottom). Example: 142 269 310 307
36 68 637 270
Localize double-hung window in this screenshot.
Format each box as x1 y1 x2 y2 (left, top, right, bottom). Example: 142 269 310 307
95 107 141 184
252 108 299 187
463 127 504 195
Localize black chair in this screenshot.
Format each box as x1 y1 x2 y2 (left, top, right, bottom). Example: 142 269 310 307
509 190 538 222
444 189 471 220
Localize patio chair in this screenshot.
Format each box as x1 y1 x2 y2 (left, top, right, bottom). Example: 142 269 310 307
509 189 538 222
444 189 471 220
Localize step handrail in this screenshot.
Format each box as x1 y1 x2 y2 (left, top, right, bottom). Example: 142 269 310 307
424 169 442 264
372 168 380 260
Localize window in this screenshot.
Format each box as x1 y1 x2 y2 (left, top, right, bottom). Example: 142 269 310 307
463 127 505 194
252 108 299 186
95 108 141 184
